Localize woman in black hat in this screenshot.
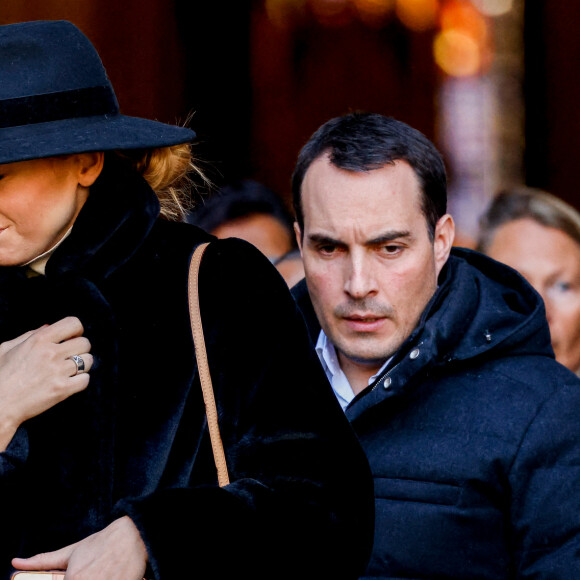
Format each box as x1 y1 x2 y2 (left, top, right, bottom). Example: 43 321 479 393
0 20 373 580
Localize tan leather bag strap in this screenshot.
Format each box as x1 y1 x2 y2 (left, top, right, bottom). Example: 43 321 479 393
188 242 230 487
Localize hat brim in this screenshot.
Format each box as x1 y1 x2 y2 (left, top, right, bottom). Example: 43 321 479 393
0 114 196 165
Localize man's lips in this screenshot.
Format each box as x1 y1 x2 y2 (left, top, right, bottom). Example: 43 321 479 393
342 314 387 332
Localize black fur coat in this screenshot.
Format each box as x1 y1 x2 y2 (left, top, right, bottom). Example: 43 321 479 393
0 166 374 579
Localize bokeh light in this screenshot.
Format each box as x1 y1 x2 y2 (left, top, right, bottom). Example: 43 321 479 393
395 0 440 31
352 0 395 19
434 0 491 76
309 0 354 26
471 0 513 17
264 0 498 76
434 28 481 76
439 0 488 44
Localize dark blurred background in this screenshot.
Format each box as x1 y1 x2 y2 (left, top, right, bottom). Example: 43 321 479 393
1 0 576 245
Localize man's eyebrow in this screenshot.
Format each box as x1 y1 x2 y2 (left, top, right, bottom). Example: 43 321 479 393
307 233 343 246
367 230 412 245
307 230 412 247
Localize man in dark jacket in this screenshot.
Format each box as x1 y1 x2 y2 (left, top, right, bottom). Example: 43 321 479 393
291 112 580 578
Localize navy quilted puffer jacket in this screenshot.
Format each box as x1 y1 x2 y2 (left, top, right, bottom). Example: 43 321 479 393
293 248 580 579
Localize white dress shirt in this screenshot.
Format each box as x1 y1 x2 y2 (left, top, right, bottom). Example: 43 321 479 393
315 330 392 411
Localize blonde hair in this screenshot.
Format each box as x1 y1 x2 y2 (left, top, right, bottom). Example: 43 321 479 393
477 186 580 253
111 143 208 221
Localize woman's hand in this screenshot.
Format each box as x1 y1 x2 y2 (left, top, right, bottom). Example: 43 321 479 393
11 516 148 580
0 316 93 450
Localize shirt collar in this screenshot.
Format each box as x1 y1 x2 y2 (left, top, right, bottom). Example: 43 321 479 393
315 329 392 411
23 226 73 276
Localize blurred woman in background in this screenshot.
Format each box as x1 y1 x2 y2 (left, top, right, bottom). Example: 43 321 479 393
477 186 580 374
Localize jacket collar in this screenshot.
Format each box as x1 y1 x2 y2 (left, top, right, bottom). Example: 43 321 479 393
45 160 160 281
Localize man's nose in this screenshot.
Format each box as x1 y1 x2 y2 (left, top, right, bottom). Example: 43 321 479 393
344 253 377 298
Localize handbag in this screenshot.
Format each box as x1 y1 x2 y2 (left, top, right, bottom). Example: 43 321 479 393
187 242 230 487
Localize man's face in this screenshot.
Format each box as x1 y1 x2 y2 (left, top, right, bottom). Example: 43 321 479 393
486 217 580 372
211 213 293 263
296 155 454 379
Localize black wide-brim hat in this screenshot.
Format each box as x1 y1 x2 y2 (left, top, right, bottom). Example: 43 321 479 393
0 20 195 165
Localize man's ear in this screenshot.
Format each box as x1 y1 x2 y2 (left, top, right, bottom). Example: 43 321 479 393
77 152 104 187
294 222 304 255
433 214 455 276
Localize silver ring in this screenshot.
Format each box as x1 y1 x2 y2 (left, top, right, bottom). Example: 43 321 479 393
70 354 85 375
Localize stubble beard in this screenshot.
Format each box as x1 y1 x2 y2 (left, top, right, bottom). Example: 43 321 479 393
333 332 402 368
328 297 401 367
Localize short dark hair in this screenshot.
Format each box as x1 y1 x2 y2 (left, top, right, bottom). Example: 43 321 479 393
291 112 447 240
187 179 296 246
477 186 580 253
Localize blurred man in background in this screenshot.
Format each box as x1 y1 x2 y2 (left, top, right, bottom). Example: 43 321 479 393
187 179 304 286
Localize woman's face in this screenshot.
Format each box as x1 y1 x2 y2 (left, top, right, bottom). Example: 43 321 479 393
486 217 580 372
0 155 99 266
